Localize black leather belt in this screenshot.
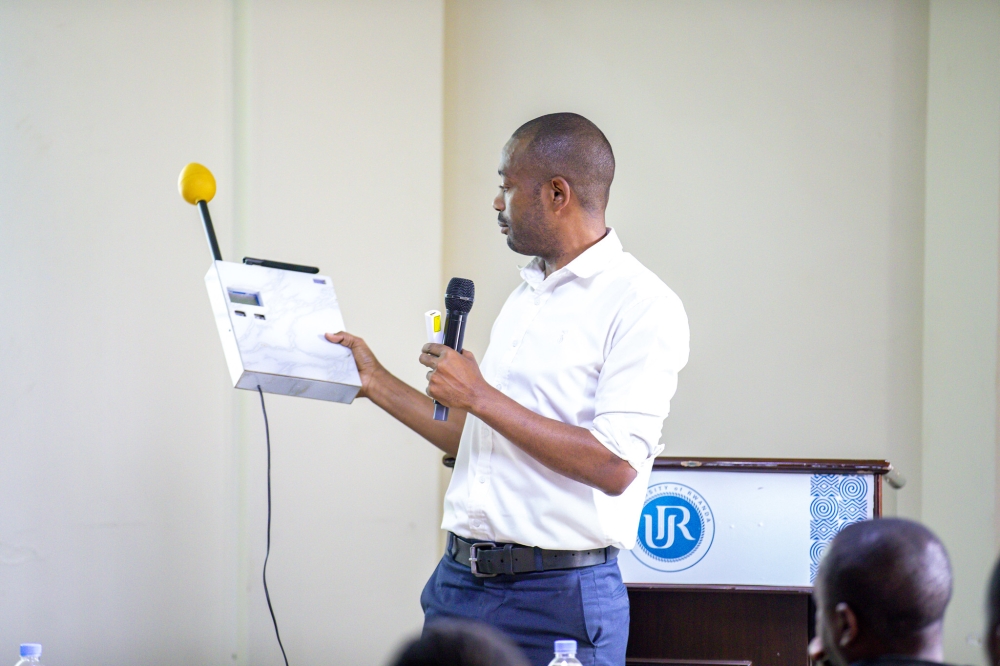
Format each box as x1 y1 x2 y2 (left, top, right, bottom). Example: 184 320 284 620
448 532 618 578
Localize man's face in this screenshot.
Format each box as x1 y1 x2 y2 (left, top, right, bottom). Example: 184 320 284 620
810 578 849 666
493 138 558 258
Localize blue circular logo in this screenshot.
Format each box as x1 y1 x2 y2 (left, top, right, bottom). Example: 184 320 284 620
633 482 714 572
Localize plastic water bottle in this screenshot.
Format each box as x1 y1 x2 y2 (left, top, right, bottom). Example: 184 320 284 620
14 644 43 666
548 640 582 666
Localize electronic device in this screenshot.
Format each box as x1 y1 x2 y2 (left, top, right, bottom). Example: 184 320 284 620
178 163 361 403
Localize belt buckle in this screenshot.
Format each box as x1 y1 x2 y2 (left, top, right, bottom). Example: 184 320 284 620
468 542 498 578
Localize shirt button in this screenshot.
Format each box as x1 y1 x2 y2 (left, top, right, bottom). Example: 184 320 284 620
478 476 486 484
511 339 518 347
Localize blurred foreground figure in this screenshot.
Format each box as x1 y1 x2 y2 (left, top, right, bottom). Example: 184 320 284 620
985 554 1000 665
809 518 953 666
391 619 531 666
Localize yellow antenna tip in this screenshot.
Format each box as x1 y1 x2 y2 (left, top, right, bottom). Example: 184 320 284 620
178 163 216 205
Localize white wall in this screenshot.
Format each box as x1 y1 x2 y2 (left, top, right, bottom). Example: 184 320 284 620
922 1 1000 662
0 2 444 665
443 0 929 515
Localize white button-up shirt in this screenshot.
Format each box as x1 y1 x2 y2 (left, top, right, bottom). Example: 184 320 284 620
441 229 690 550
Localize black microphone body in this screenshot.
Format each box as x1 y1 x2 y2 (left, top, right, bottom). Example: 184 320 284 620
434 278 475 421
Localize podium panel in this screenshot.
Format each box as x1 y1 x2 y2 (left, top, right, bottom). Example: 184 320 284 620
625 458 889 666
621 469 876 586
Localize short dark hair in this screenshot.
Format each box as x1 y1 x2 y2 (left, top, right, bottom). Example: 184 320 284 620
817 518 952 640
510 112 615 213
389 619 530 666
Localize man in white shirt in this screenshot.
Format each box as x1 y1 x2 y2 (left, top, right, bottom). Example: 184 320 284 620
327 113 689 666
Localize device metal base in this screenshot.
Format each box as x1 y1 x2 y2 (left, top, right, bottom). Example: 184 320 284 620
237 371 360 403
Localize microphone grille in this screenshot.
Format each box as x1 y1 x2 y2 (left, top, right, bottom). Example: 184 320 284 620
444 277 475 313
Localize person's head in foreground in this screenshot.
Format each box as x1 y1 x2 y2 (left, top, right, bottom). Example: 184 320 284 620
809 518 953 666
985 553 1000 665
390 619 531 666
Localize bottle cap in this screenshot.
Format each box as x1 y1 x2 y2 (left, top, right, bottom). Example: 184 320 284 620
20 644 42 658
554 640 577 654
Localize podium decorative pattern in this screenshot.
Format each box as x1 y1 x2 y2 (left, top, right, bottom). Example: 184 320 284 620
809 474 869 582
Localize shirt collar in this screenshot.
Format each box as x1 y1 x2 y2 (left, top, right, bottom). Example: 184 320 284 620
519 228 623 288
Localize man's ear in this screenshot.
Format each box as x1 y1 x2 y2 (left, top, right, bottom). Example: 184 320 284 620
548 176 571 214
834 602 860 648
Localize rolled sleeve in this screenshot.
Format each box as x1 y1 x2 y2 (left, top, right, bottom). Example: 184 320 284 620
590 294 689 469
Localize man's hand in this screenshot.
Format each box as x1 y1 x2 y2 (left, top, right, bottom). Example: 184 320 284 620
325 331 385 399
419 343 491 411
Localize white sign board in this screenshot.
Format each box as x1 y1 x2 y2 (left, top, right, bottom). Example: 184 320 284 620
618 471 875 587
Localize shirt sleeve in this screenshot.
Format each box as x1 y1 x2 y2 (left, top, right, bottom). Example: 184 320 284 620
589 293 690 470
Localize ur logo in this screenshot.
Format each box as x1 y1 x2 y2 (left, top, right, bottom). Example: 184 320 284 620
634 482 715 572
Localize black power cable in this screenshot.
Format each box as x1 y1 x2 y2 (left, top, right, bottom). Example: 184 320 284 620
257 386 289 666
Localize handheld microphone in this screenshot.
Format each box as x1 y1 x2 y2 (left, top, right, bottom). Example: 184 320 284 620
433 277 475 421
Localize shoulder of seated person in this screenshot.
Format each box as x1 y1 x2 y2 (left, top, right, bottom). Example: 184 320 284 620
851 656 966 666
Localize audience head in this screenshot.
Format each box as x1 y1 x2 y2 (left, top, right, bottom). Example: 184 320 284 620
390 619 530 666
809 518 952 666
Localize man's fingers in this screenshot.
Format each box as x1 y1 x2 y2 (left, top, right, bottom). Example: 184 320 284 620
326 331 356 346
461 349 477 362
422 343 447 356
419 352 438 369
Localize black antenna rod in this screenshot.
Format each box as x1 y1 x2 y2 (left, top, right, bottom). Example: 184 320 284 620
179 163 224 262
197 200 223 261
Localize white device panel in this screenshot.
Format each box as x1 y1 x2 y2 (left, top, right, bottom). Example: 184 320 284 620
205 260 361 403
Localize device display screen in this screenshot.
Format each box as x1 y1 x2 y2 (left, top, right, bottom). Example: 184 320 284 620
228 289 262 307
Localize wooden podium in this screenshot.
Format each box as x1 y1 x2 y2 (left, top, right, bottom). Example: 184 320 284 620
623 458 889 666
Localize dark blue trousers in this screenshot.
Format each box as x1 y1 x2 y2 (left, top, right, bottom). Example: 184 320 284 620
420 551 630 666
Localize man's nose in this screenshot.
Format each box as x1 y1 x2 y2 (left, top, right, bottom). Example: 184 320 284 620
493 190 504 212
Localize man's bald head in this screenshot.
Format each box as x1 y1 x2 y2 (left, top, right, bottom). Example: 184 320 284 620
817 519 952 649
508 113 615 213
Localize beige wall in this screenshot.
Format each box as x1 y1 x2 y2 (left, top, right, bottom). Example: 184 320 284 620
0 2 236 663
922 1 1000 663
235 3 444 665
0 1 444 665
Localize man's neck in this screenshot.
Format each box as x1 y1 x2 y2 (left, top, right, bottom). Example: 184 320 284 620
540 221 608 277
849 624 945 665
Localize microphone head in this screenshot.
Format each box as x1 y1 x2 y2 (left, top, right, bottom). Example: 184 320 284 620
178 163 217 205
444 277 475 314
